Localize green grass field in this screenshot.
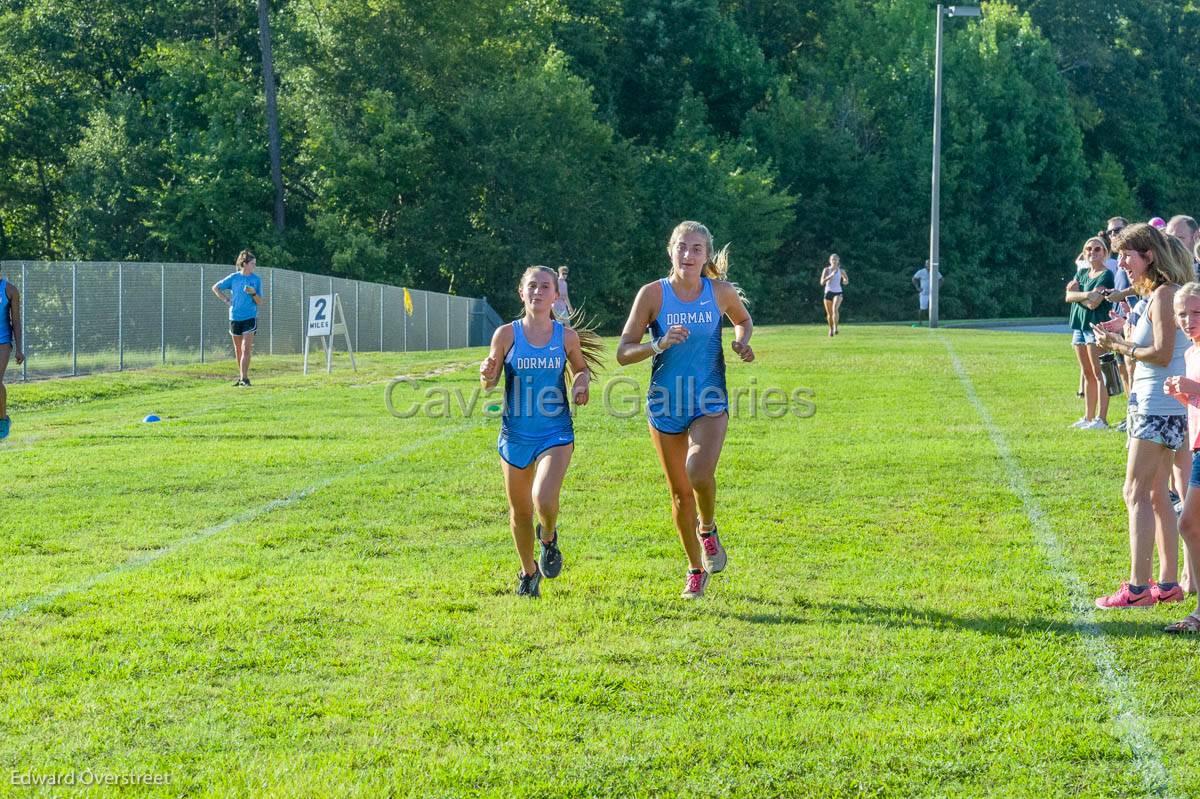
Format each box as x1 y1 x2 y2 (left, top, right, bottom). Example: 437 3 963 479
2 325 1197 798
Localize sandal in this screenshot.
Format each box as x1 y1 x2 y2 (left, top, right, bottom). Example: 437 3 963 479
1163 613 1200 634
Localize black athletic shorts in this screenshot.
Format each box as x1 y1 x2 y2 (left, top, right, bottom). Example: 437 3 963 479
824 291 843 301
230 318 258 336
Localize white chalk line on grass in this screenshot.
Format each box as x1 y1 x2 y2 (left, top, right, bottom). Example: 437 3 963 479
0 421 481 625
942 337 1176 799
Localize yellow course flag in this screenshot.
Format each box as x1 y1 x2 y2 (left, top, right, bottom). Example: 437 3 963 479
404 288 414 316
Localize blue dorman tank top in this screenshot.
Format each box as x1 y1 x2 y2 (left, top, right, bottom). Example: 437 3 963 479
502 319 572 440
0 279 11 345
647 277 727 420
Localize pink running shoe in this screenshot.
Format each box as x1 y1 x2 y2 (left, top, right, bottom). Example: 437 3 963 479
1094 582 1156 609
1150 582 1185 604
698 526 727 573
681 569 710 599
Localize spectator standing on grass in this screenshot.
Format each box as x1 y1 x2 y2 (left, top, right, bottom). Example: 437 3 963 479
912 260 942 323
1092 223 1192 608
1161 281 1200 630
1099 219 1136 426
1166 215 1199 279
211 250 264 387
0 271 25 440
1065 236 1114 429
552 266 575 321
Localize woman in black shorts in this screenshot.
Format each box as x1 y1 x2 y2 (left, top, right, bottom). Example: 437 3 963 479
820 254 848 337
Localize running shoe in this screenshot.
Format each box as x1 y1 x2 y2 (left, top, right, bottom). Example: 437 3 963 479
536 523 562 579
1150 581 1185 604
1085 419 1110 430
1070 417 1091 429
0 416 9 440
698 526 727 573
1094 581 1156 609
233 379 245 386
242 378 252 387
516 567 542 598
681 569 710 599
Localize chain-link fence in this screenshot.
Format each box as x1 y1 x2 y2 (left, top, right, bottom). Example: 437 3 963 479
0 261 504 382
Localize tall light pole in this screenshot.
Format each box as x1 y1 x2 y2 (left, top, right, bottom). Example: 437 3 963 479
928 4 982 328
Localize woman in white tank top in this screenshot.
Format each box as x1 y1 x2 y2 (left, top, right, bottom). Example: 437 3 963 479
1092 223 1195 609
820 253 848 337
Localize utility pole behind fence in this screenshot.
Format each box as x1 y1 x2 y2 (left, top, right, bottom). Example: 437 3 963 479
199 266 205 364
72 263 78 376
21 263 27 381
117 263 124 371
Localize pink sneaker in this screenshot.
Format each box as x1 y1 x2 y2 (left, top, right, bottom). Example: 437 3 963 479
1150 582 1185 604
1095 582 1156 609
681 569 710 599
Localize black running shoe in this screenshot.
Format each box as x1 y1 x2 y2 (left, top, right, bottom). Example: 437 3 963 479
242 378 251 387
233 379 245 386
516 567 542 598
536 523 562 579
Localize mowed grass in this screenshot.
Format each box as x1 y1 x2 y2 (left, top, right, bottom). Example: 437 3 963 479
0 325 1197 798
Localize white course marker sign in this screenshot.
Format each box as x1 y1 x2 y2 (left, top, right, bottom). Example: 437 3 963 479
304 293 357 374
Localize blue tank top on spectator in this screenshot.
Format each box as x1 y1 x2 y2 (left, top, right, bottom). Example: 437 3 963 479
647 277 727 433
1130 296 1188 416
501 319 572 442
216 272 263 322
0 278 11 345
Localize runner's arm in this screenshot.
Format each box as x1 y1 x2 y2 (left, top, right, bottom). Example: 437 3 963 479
616 283 662 366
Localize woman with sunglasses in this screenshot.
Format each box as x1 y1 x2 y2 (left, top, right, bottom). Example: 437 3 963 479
1065 236 1115 429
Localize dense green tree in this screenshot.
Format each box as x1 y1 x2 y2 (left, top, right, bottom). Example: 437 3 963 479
1 0 1197 328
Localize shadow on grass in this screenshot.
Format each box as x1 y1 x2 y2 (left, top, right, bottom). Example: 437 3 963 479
724 599 1196 640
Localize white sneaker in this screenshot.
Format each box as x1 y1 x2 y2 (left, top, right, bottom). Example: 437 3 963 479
1086 419 1110 430
697 526 727 573
1071 417 1092 428
681 569 710 599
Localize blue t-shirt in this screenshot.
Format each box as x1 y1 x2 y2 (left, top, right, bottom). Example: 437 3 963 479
216 272 263 321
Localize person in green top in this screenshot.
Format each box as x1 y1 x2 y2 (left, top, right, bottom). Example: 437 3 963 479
1065 235 1116 429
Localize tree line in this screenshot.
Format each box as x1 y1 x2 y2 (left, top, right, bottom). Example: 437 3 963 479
1 0 1197 328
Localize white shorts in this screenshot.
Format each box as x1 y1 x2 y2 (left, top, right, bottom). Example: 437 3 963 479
919 294 930 310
